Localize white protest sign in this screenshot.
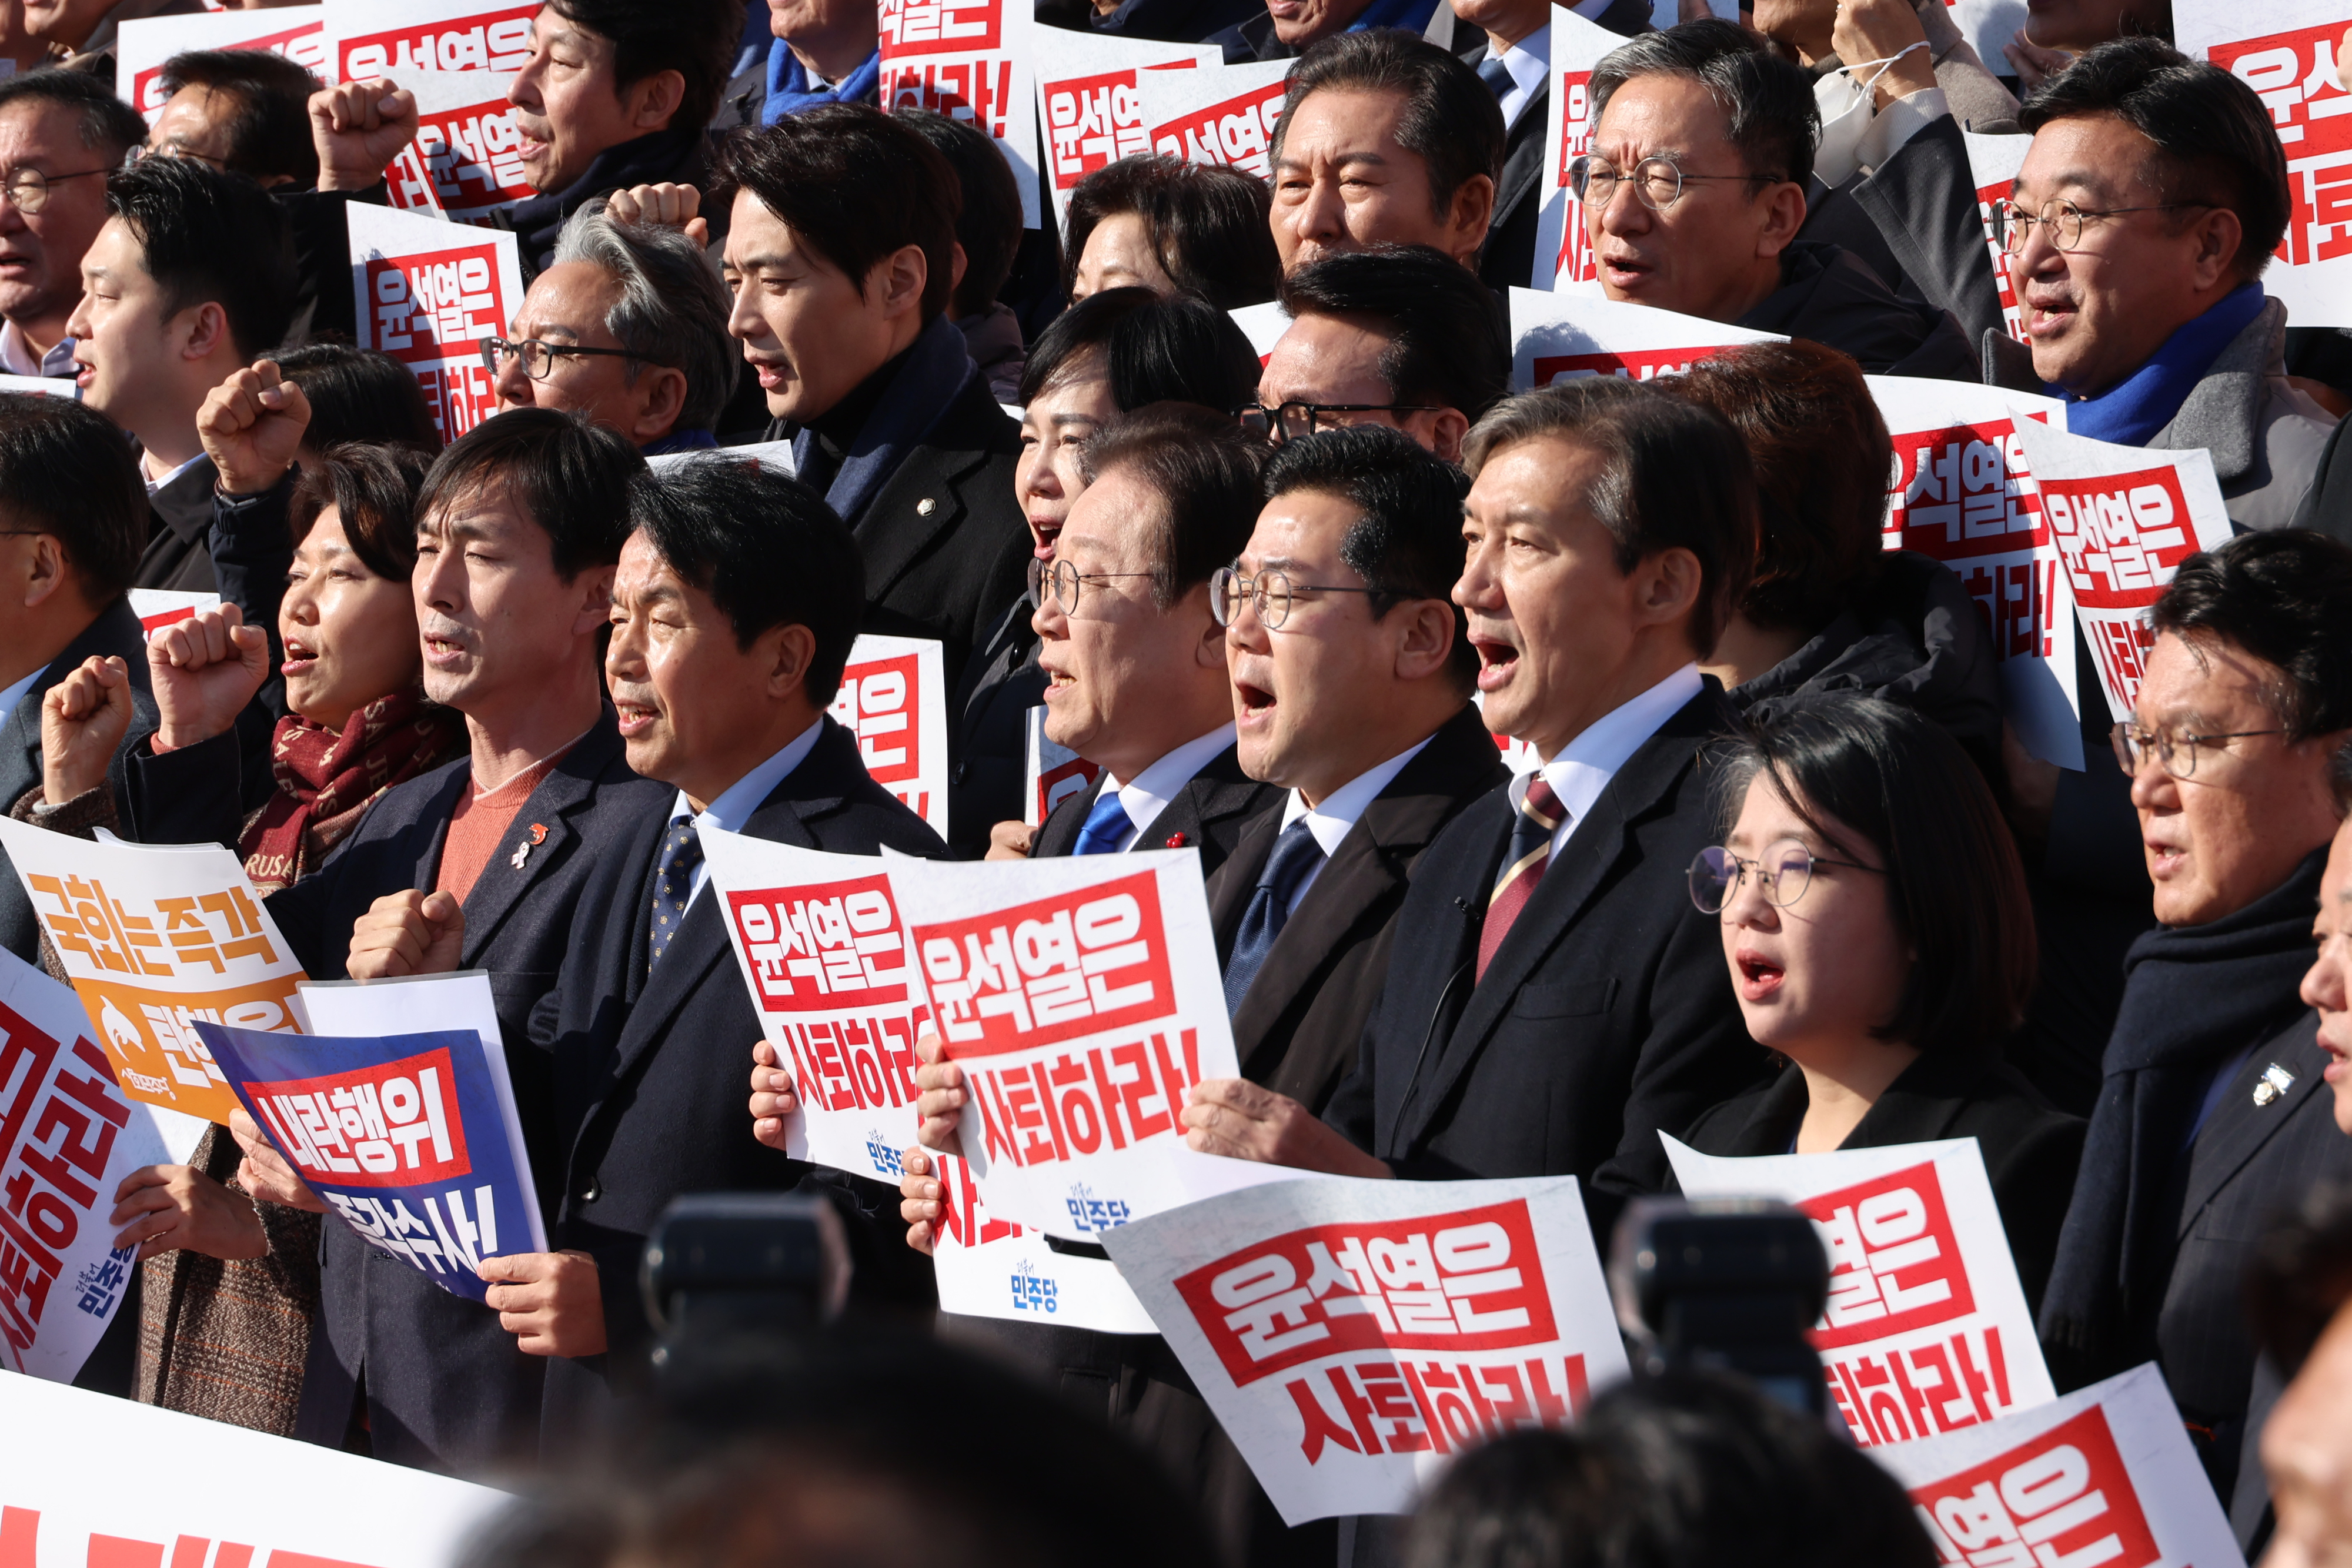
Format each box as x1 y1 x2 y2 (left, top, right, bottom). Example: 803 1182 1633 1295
832 635 949 840
1228 299 1290 366
349 202 524 446
1035 29 1218 228
1140 58 1292 180
2009 420 2236 723
879 0 1042 228
1532 6 1636 295
381 69 532 226
0 1371 506 1566
649 441 797 477
1866 377 2082 769
1875 1363 2249 1568
1961 132 2033 346
0 821 305 1128
325 0 536 83
1023 704 1101 829
1103 1174 1629 1524
1506 287 1786 390
1665 1134 2056 1447
118 6 327 121
125 588 219 641
1946 0 2033 93
0 376 75 399
929 1147 1158 1333
2181 0 2352 328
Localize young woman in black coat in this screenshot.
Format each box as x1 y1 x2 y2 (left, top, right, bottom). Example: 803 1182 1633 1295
1677 692 2085 1311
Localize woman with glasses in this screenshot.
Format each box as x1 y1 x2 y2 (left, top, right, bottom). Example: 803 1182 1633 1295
1676 691 2083 1309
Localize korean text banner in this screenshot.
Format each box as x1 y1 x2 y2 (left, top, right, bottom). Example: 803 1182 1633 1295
1872 1363 2248 1568
879 0 1041 228
1531 6 1645 295
1227 300 1290 365
1035 29 1216 227
1960 133 2033 345
1865 377 2082 770
325 0 536 83
1139 58 1291 182
1102 1175 1631 1524
118 6 326 121
1663 1134 2056 1448
382 69 532 226
0 1372 505 1568
831 634 949 840
195 1018 543 1304
2008 419 2236 722
2180 0 2352 329
1507 288 1786 391
125 589 220 641
0 819 306 1126
928 1148 1159 1334
349 202 524 445
1023 705 1101 829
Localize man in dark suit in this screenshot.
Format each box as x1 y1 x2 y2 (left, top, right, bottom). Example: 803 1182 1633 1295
717 105 1028 690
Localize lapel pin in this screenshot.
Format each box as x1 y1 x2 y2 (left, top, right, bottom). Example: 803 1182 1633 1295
1165 832 1188 848
917 497 936 516
509 822 549 871
2253 1062 2296 1106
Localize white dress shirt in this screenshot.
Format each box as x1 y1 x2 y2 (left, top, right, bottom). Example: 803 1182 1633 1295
673 716 826 906
1482 23 1550 132
1098 723 1237 851
143 451 205 497
1271 735 1434 914
0 319 75 379
0 667 41 733
1512 662 1702 859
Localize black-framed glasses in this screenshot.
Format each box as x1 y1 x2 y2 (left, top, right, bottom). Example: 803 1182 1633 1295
1235 400 1443 444
0 164 111 216
1210 566 1381 630
1689 841 1885 914
123 142 229 173
479 336 647 381
1568 153 1777 212
2112 720 2285 781
1043 557 1153 617
1996 198 2215 256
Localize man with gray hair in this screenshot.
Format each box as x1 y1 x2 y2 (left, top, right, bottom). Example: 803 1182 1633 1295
485 198 736 453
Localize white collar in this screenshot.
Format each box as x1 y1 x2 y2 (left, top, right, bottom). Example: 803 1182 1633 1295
1278 735 1435 858
1486 22 1549 89
1108 723 1237 847
673 716 826 835
1519 663 1702 829
143 450 206 497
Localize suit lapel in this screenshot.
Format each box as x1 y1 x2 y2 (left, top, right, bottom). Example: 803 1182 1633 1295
1495 87 1547 223
2176 1014 2327 1238
1034 774 1104 858
456 721 624 963
1235 828 1403 1076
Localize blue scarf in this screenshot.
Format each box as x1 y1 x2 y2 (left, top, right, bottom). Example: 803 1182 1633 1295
763 42 882 123
2052 283 2267 447
1348 0 1440 33
642 427 718 455
793 314 981 527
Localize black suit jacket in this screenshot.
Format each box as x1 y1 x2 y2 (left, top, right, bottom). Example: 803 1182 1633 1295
1322 684 1765 1235
1679 1050 2086 1313
1469 55 1546 293
946 591 1044 858
133 454 220 596
1208 705 1507 1115
1033 741 1281 877
1797 113 2006 350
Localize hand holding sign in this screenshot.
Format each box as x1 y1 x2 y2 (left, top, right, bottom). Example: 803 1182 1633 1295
478 1248 606 1356
747 1036 803 1152
39 655 135 807
1184 1078 1391 1179
913 1027 968 1158
230 1105 327 1213
899 1142 944 1254
199 358 312 498
148 604 270 754
109 1164 266 1263
312 76 420 192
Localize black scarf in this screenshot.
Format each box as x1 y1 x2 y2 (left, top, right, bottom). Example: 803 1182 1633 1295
2037 848 2327 1385
506 128 704 277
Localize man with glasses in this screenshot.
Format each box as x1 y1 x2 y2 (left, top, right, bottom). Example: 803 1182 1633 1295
0 69 145 380
2040 531 2352 1537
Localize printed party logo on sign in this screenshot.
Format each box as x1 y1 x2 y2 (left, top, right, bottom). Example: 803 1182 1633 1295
0 1014 133 1365
830 653 924 790
338 4 535 80
725 875 912 1015
1801 1160 1976 1350
1912 1405 2162 1568
916 870 1174 1054
246 1046 469 1188
2209 19 2352 268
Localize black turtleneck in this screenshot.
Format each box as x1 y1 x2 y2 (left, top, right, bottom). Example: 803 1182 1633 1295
795 339 918 499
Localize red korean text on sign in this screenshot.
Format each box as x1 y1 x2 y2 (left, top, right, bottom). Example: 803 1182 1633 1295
2039 465 2199 706
2209 22 2352 269
727 875 912 1014
1799 1159 1975 1350
131 22 322 115
965 1025 1201 1172
1047 69 1152 186
248 1047 470 1189
1975 179 2029 343
883 58 1016 139
411 102 532 214
367 247 504 367
1552 72 1598 285
1288 1352 1591 1466
1910 1405 2163 1568
0 1009 131 1360
0 1511 389 1568
1883 421 2058 664
933 1149 1024 1249
1826 1323 2016 1446
339 6 537 79
1035 755 1100 824
1153 83 1287 179
917 870 1173 1055
830 654 924 790
1531 346 1738 385
878 0 1000 54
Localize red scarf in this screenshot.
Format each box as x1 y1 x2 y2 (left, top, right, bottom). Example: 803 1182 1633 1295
240 689 466 896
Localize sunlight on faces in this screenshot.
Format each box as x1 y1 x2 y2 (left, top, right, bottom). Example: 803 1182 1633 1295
279 507 422 733
1272 89 1480 270
0 100 115 332
2301 813 2352 1136
1014 354 1114 559
412 480 611 716
148 87 247 178
2260 1305 2352 1568
66 216 208 429
508 8 637 196
1071 212 1177 302
1262 0 1372 48
724 191 911 425
1259 312 1462 462
495 261 680 442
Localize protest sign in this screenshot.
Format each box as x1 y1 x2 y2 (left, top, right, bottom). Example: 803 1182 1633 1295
1664 1134 2056 1447
1946 0 2033 93
2009 420 2236 723
118 6 328 121
0 1371 505 1567
0 376 74 399
325 0 536 83
928 1146 1160 1333
1228 299 1290 365
1035 29 1217 227
1960 132 2033 346
1141 58 1292 180
649 440 796 477
1873 1363 2249 1568
831 635 949 840
125 588 219 640
1866 377 2082 769
349 202 524 445
0 821 305 1127
1104 1175 1629 1524
1507 287 1786 390
1531 6 1641 294
1023 704 1101 829
379 69 532 226
878 0 1041 227
2181 0 2352 327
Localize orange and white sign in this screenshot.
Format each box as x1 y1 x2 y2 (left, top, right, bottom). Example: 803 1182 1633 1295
117 6 327 122
1508 286 1785 390
0 822 306 1128
1035 29 1217 227
324 0 536 84
125 589 219 641
1140 58 1291 181
1532 5 1645 295
879 0 1041 227
382 69 532 226
831 634 948 840
1103 1174 1628 1523
1960 132 2033 346
1023 704 1101 829
1665 1135 2057 1448
349 202 524 446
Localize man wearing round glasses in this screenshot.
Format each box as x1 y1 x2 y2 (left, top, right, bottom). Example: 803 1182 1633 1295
0 69 144 380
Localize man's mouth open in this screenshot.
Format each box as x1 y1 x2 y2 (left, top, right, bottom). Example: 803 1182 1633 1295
1472 636 1519 694
614 697 660 738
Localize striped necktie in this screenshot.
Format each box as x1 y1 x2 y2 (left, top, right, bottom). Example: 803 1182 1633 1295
1475 776 1565 982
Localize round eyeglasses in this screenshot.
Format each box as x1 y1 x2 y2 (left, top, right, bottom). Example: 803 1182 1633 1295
1041 557 1154 617
1994 198 2214 256
1689 841 1885 915
1234 400 1443 444
1567 153 1777 212
1210 566 1382 630
0 163 111 216
2111 720 2284 781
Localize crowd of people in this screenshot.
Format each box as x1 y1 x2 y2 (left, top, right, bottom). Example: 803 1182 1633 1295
2 0 2352 1562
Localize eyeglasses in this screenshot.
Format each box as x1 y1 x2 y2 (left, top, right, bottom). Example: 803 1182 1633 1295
2111 720 2285 780
0 164 112 216
122 142 229 173
1689 841 1885 915
1567 153 1778 212
1041 557 1154 617
1234 400 1443 444
1996 198 2215 256
1210 566 1382 630
479 336 647 381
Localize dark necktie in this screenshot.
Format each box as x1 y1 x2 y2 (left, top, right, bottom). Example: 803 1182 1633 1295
1478 54 1515 102
1073 788 1136 856
1223 818 1327 1015
1475 776 1565 982
647 815 703 974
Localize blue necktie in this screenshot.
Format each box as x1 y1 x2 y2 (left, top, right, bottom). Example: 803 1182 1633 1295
647 815 702 974
1478 54 1514 101
1222 819 1327 1015
1074 788 1135 855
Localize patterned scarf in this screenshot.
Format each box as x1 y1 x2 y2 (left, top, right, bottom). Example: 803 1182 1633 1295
240 689 466 896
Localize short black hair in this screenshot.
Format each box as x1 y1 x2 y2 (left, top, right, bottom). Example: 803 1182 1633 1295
2149 530 2352 743
2020 37 2291 283
1261 425 1476 688
1079 403 1268 611
898 109 1024 319
1465 378 1758 657
1591 19 1819 190
0 393 143 600
1061 155 1282 310
1718 693 2037 1056
627 456 865 704
1274 30 1505 226
544 0 740 134
0 67 148 161
2246 1181 2352 1380
415 408 643 581
290 442 434 583
156 48 320 186
1017 286 1261 414
715 105 961 322
1278 243 1511 424
276 340 443 453
103 158 297 362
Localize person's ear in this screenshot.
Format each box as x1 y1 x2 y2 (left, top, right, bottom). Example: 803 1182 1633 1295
871 244 928 322
948 240 969 305
763 622 816 703
1446 172 1497 265
627 68 687 132
1426 407 1469 465
180 300 230 363
631 365 690 443
1756 179 1808 258
2187 206 2243 293
1632 545 1703 636
1392 597 1456 684
1192 589 1226 670
12 533 71 611
573 563 619 636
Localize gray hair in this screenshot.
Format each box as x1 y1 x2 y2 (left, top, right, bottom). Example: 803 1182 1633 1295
552 199 737 435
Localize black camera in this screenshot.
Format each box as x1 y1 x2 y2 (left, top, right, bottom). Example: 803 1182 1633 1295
639 1192 852 1353
1609 1196 1830 1417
